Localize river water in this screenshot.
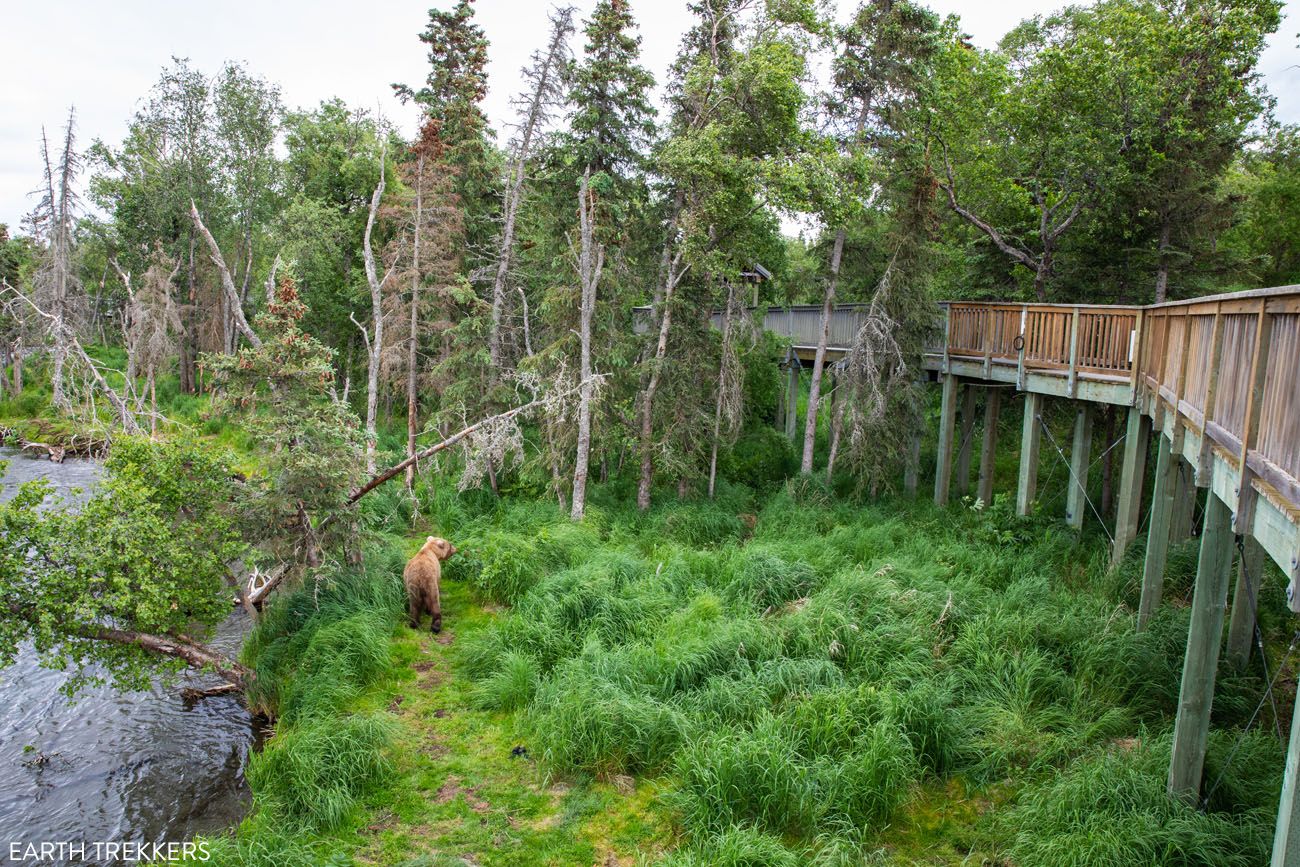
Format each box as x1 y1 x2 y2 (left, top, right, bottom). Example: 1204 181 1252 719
0 447 257 866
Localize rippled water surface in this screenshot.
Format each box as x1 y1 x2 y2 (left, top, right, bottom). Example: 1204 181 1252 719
0 447 256 866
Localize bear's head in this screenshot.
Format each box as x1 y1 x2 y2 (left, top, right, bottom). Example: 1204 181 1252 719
424 536 457 560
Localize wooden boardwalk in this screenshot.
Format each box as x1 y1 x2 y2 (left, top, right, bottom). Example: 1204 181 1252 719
753 285 1300 865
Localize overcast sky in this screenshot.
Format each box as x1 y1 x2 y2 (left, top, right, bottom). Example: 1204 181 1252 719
2 0 1297 230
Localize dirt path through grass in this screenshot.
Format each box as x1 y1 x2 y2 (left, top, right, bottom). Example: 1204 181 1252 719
356 579 671 867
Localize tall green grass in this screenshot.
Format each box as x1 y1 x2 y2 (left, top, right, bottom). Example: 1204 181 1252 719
194 547 406 861
445 482 1286 864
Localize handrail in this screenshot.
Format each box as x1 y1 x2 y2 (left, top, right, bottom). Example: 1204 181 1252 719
936 286 1300 518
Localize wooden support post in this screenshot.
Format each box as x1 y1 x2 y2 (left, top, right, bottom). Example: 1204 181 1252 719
1016 392 1044 517
1066 402 1093 529
784 361 799 440
1271 682 1300 866
1139 436 1178 630
775 364 786 430
904 429 921 497
1112 406 1152 567
977 389 1001 506
956 384 977 497
934 373 958 506
1170 459 1197 543
1168 492 1236 802
1226 535 1266 671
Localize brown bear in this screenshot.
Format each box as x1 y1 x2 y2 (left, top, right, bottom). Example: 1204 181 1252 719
404 536 456 633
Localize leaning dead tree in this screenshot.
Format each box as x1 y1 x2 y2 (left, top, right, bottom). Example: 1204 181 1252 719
2 281 141 435
488 5 575 370
570 170 605 521
189 203 261 349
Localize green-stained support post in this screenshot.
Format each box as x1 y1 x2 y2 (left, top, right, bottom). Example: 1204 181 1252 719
955 385 977 497
1226 535 1266 671
934 373 958 506
1168 493 1237 802
1271 684 1300 866
1171 459 1197 543
1065 403 1093 529
1016 392 1044 517
977 389 1001 506
784 361 799 440
1139 437 1179 630
904 429 921 497
1112 407 1152 567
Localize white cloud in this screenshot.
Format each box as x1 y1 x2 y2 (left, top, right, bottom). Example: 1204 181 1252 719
0 0 1296 230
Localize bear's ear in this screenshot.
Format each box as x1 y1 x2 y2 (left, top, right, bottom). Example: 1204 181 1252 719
427 536 435 544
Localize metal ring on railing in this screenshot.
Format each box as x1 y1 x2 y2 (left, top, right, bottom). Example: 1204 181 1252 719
1012 335 1025 352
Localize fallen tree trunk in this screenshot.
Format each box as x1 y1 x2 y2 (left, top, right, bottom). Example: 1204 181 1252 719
346 382 594 507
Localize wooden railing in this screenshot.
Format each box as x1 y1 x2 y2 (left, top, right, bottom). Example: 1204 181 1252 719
939 287 1300 514
944 301 1143 383
1139 289 1300 510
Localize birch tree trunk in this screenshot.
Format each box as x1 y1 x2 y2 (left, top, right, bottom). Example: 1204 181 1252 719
360 156 388 477
406 153 424 492
637 256 685 511
571 171 604 521
801 228 845 473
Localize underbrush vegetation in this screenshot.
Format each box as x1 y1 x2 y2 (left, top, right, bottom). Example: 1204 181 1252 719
441 483 1286 864
197 548 408 865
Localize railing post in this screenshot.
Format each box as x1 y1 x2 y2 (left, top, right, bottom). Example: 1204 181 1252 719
1234 298 1274 535
942 305 952 375
1196 302 1225 485
1067 307 1081 399
1016 306 1028 390
1129 308 1145 401
983 308 994 379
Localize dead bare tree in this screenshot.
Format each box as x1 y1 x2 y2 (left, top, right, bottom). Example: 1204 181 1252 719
115 248 183 434
2 281 141 435
570 170 605 521
488 6 575 370
357 145 396 476
826 257 911 484
28 109 85 413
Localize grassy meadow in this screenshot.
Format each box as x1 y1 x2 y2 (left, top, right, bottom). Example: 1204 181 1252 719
2 356 1293 866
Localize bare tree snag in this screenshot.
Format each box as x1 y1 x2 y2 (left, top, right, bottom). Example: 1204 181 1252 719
571 170 604 521
489 7 575 370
